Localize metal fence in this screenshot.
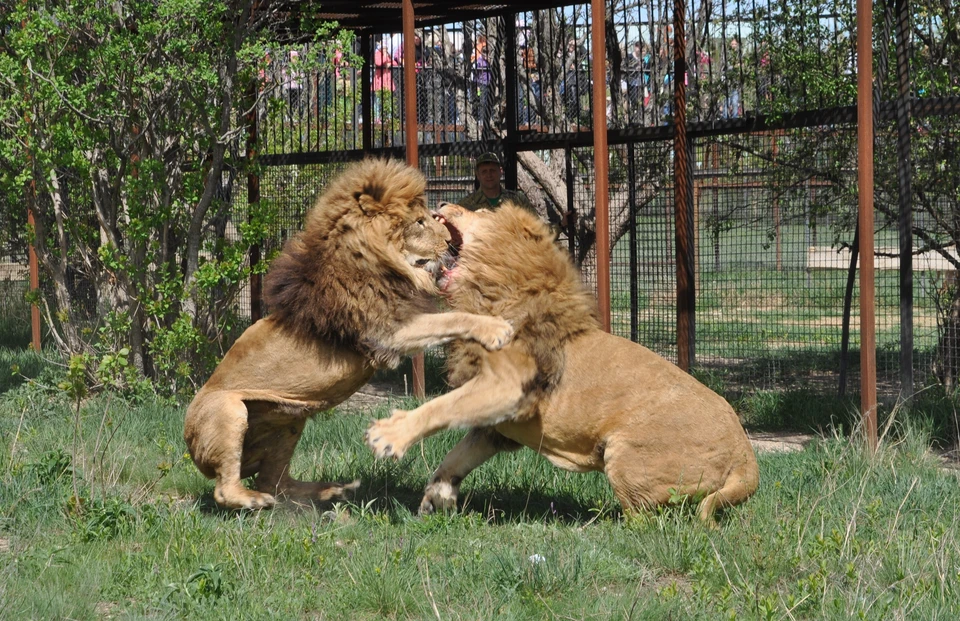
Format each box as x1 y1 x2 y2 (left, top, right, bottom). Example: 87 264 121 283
245 0 960 404
5 1 960 407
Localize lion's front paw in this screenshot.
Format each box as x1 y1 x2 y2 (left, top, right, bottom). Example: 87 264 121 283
419 480 460 515
365 410 416 460
476 317 514 351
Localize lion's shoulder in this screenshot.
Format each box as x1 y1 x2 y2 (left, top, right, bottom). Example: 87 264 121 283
449 205 599 389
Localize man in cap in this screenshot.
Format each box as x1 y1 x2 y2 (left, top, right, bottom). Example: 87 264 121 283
459 152 537 214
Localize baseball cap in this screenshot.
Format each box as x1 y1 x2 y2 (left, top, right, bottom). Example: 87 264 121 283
475 152 501 167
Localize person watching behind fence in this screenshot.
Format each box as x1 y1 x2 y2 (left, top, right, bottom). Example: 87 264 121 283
459 152 574 239
459 152 536 214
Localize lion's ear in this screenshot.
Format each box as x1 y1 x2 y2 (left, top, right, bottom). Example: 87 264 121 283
355 192 382 215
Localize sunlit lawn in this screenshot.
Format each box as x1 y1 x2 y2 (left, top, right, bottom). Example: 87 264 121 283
2 354 960 620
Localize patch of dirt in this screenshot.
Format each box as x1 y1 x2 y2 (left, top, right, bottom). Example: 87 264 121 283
748 431 814 454
338 379 410 412
0 537 10 553
935 446 960 473
747 431 960 475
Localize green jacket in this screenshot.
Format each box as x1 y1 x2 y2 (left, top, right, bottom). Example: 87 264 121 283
459 187 537 215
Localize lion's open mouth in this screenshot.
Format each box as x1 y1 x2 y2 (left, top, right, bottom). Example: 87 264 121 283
433 213 462 292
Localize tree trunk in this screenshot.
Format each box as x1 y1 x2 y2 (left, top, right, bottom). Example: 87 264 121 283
936 275 960 392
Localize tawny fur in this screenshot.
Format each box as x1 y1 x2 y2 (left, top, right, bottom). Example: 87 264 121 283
184 160 514 510
365 203 759 525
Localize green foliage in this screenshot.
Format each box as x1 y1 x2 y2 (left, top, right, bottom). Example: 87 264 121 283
25 448 73 486
0 2 340 396
73 495 140 543
166 563 227 603
752 0 858 115
147 313 211 394
58 354 89 405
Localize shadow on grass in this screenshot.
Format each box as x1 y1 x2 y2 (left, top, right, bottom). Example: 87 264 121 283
354 472 614 525
190 473 613 526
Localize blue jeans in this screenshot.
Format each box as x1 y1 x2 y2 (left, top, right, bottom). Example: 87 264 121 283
722 90 740 118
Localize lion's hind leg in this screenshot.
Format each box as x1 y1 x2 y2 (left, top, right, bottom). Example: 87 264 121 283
247 401 359 505
601 438 706 523
185 392 276 510
695 456 760 526
603 438 759 527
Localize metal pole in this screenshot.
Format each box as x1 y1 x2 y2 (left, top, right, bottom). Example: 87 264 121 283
857 0 878 451
504 16 519 190
628 145 639 342
591 0 610 333
565 144 575 257
360 33 373 151
674 0 693 371
895 0 913 405
246 82 262 323
402 0 425 398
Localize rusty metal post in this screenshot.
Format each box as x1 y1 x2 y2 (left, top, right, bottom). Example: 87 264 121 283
591 0 610 333
402 0 425 398
857 0 878 450
673 0 694 371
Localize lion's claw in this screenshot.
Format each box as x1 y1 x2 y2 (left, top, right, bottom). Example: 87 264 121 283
480 318 514 351
215 487 276 511
365 410 414 460
419 480 459 515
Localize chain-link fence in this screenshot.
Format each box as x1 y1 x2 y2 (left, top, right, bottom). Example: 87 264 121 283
0 182 31 348
244 0 960 408
5 1 959 411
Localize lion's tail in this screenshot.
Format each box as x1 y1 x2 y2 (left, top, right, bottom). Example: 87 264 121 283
696 450 760 526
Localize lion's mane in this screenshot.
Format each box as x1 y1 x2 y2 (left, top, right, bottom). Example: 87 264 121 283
446 203 599 391
263 158 438 366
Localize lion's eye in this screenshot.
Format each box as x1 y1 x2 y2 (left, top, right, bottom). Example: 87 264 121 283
416 218 426 227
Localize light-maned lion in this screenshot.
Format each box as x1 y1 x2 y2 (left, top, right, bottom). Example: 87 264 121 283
365 202 759 525
184 160 514 510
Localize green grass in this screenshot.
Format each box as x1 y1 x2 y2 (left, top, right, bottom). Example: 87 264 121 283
3 367 960 619
0 280 31 349
0 347 54 393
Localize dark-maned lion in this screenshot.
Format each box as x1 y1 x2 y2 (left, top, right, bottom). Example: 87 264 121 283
365 202 759 525
184 161 514 510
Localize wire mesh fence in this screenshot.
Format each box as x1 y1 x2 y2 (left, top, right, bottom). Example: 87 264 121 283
243 0 959 405
4 1 960 411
